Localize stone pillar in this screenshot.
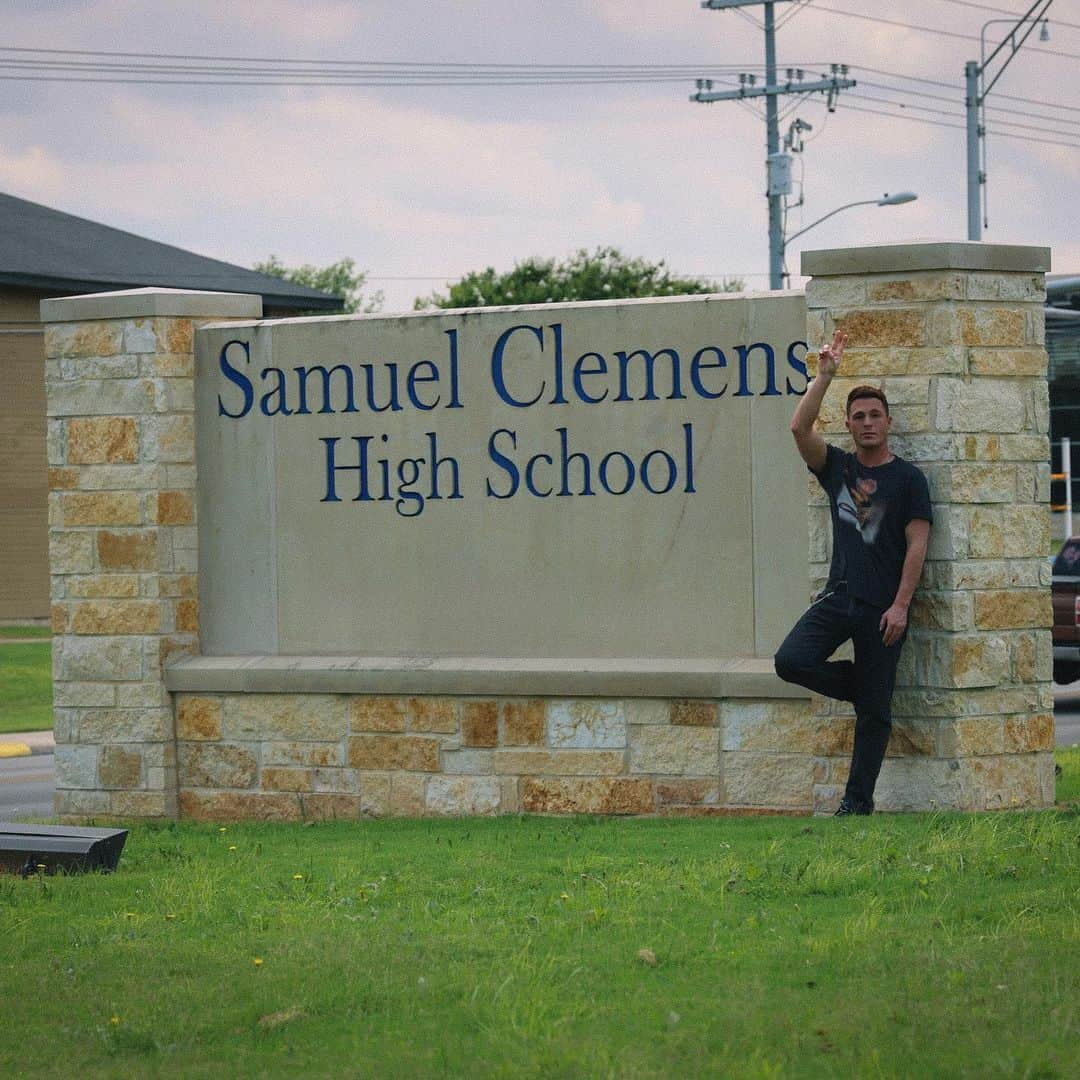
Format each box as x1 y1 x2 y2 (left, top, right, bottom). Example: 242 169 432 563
42 289 262 820
802 242 1054 811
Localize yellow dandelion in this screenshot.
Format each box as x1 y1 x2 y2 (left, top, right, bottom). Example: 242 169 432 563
292 874 304 880
560 892 570 900
165 914 176 920
110 1016 120 1026
124 912 137 919
253 957 263 967
219 826 227 833
228 845 237 851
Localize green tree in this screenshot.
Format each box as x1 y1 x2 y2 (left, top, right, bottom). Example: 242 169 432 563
254 256 383 315
415 247 742 309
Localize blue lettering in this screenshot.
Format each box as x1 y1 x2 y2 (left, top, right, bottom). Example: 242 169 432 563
259 367 292 416
359 363 402 413
445 328 463 409
395 456 425 517
486 428 520 497
491 325 545 408
598 451 634 495
321 436 371 502
573 351 609 404
614 348 686 402
407 361 441 412
525 452 553 497
294 365 358 415
217 339 254 418
557 427 595 497
641 449 678 494
735 342 779 397
786 340 809 394
683 422 696 493
690 346 728 399
425 432 462 502
549 323 568 405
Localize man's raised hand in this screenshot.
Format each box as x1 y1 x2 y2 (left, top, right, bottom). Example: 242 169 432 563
817 330 849 378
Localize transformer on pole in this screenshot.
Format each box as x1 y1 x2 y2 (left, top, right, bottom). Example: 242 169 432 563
693 1 855 288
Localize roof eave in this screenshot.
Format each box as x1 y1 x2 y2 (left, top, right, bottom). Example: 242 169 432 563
0 270 345 313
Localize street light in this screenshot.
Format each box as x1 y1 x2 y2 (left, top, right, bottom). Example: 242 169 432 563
781 192 918 286
965 1 1052 240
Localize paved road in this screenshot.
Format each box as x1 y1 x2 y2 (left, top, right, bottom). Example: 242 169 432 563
0 751 54 819
1052 684 1080 747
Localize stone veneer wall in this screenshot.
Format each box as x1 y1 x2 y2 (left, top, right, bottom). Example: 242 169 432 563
803 242 1055 811
173 694 872 819
42 244 1056 822
42 289 261 819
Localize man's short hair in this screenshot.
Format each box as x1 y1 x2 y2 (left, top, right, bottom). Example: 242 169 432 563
846 385 890 416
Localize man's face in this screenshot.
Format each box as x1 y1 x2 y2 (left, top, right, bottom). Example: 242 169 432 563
845 396 891 449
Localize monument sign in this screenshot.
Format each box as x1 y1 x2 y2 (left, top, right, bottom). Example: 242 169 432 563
40 242 1055 820
195 293 808 660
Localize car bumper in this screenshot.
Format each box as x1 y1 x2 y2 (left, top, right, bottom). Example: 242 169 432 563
1054 645 1080 663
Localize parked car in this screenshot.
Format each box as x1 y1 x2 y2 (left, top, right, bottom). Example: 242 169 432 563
1052 537 1080 684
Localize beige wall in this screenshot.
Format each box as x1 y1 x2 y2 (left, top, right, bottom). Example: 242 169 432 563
0 286 50 619
196 293 809 660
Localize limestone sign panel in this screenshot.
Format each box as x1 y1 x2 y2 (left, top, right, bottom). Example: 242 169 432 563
195 292 808 659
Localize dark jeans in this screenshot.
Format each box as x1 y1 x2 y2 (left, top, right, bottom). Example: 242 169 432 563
773 584 905 809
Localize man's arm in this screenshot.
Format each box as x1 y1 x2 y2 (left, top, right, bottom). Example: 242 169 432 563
879 518 931 647
791 330 847 473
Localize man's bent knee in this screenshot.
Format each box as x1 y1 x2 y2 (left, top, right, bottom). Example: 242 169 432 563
774 648 802 685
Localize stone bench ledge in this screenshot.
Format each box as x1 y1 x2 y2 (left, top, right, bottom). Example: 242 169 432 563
163 655 808 700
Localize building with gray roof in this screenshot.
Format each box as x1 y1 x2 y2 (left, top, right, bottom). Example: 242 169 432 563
0 193 342 620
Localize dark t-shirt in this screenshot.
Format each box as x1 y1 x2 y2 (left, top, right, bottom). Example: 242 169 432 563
812 444 933 609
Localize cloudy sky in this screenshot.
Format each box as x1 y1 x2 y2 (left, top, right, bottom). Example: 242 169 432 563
2 0 1075 311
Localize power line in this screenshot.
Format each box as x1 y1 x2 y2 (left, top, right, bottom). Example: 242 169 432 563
0 48 816 88
0 45 795 70
3 42 1076 116
856 79 1080 129
2 40 1077 153
810 3 1080 60
936 0 1080 34
776 0 817 31
0 73 760 88
850 89 1080 140
853 63 1080 114
804 95 1080 150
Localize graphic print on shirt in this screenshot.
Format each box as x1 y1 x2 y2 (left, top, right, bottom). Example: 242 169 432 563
836 471 885 545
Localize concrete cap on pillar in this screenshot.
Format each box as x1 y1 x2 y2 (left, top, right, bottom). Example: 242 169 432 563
40 287 263 323
801 240 1051 277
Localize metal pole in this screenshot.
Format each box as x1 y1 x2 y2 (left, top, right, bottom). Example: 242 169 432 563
1065 436 1073 539
965 60 982 241
765 2 783 288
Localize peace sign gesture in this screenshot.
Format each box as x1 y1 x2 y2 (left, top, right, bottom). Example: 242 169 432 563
817 330 848 378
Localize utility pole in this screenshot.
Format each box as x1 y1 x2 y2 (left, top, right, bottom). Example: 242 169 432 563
692 1 855 288
763 2 782 293
965 0 1054 240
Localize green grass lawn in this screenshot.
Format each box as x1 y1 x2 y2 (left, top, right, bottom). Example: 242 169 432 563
1 810 1077 1078
0 625 51 639
0 642 52 733
1056 745 1080 804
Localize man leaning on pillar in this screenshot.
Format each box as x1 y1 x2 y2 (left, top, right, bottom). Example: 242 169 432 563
774 330 933 816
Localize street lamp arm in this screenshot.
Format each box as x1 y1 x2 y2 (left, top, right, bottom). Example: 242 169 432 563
979 0 1054 99
783 199 879 248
